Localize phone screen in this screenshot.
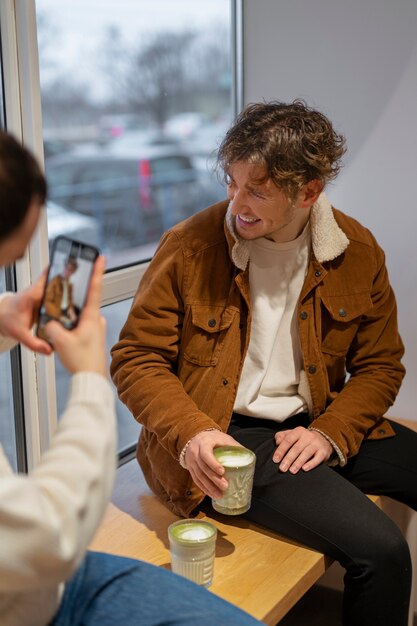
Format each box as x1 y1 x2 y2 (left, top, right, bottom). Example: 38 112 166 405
37 236 99 341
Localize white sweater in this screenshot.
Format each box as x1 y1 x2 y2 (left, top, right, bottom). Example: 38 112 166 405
234 226 310 420
0 331 116 625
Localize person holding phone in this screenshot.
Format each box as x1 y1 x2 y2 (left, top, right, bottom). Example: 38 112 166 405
0 131 262 626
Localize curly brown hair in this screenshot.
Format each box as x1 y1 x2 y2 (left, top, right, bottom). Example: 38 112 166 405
217 100 346 200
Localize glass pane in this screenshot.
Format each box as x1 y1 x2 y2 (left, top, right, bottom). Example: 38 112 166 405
54 298 140 454
103 299 140 451
36 1 231 269
0 270 17 470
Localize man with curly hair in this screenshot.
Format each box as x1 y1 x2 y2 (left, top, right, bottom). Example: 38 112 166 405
111 101 417 626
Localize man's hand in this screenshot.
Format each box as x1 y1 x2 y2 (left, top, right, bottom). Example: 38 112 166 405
45 256 107 377
0 271 52 355
273 426 333 473
184 430 244 499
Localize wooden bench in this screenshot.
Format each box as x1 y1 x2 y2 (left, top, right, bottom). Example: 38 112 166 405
89 418 416 625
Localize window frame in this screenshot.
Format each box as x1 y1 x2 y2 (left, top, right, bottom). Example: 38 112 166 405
0 0 242 468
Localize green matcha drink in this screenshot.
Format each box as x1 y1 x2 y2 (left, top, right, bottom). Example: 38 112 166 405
212 446 256 515
168 519 217 587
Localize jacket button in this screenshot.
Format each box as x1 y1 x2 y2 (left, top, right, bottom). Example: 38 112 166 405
339 308 347 317
186 490 192 496
300 311 308 320
378 428 386 435
208 318 216 327
308 364 317 374
222 379 228 386
315 270 321 277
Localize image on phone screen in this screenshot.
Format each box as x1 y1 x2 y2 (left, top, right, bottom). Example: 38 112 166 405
37 236 99 342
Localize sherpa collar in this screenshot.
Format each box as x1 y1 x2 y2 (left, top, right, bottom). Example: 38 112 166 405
225 192 349 271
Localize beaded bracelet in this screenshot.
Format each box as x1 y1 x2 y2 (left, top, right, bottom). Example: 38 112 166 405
179 428 221 469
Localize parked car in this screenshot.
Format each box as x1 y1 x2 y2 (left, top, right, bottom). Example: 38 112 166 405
180 119 230 160
45 144 207 253
107 129 180 153
180 120 231 205
46 201 99 248
164 112 207 140
96 114 152 144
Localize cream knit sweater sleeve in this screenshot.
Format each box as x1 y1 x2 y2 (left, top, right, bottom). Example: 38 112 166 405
0 361 116 625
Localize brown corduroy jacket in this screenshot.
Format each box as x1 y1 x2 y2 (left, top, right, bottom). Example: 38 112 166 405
110 193 405 517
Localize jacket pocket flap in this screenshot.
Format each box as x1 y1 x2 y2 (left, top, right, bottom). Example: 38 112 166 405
321 293 372 322
191 304 236 333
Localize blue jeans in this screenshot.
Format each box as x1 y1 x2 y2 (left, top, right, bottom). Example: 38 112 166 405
51 551 262 626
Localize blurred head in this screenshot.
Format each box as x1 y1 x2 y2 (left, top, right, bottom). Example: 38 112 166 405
217 100 346 201
0 132 47 266
63 257 78 278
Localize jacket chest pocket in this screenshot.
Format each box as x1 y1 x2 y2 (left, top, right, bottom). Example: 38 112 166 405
320 292 373 356
181 304 237 366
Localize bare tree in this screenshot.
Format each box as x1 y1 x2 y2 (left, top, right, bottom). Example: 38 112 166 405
38 20 231 132
97 25 132 111
41 78 97 131
36 11 60 74
188 24 230 91
122 30 197 126
98 25 230 125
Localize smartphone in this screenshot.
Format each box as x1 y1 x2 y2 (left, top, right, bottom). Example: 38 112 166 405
36 236 100 342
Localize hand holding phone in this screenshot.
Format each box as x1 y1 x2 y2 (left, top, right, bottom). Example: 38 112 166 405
0 272 52 355
44 254 108 377
36 236 107 377
37 236 99 341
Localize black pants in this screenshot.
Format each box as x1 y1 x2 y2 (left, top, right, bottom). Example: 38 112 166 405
227 413 417 626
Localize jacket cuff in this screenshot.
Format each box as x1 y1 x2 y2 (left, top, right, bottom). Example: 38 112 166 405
308 426 346 467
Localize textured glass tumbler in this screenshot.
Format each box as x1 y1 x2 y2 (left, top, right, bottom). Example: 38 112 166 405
212 446 256 515
168 519 217 587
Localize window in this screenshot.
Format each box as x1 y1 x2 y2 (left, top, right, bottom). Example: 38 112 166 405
36 0 231 269
34 0 233 456
0 270 18 470
0 0 238 463
0 45 20 472
54 298 140 459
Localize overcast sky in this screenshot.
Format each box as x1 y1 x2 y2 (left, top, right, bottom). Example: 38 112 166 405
36 0 230 94
36 0 230 31
36 0 229 44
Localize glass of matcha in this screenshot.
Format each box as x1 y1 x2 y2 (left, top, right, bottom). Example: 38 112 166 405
212 446 256 515
168 519 217 587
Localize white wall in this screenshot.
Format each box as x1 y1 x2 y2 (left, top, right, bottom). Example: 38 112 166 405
243 0 417 420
